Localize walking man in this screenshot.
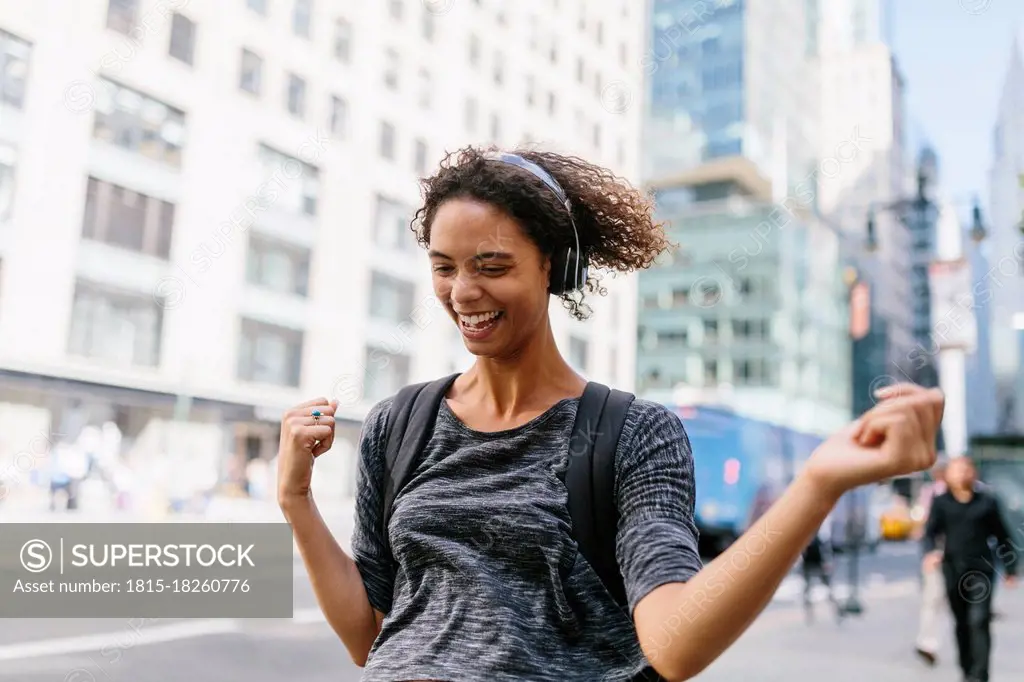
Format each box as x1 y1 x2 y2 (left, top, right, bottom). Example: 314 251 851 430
922 457 1018 682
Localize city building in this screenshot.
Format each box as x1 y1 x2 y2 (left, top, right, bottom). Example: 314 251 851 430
638 172 851 436
638 0 850 436
986 33 1024 434
815 0 919 413
642 0 820 191
0 0 645 505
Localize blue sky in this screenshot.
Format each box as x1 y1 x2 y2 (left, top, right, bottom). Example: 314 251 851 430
889 0 1022 213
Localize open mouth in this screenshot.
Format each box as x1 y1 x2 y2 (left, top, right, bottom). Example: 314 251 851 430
457 310 505 337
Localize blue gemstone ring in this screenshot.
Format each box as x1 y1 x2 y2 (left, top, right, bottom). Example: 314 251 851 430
311 409 321 423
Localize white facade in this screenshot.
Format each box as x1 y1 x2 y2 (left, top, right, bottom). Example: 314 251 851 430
816 4 916 376
0 0 644 501
987 33 1024 433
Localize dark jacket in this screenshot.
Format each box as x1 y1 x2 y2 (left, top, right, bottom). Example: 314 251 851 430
923 489 1018 577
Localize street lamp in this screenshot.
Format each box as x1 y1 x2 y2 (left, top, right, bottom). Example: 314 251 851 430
841 491 865 617
839 266 869 617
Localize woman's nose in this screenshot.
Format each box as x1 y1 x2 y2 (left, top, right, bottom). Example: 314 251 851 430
451 270 483 303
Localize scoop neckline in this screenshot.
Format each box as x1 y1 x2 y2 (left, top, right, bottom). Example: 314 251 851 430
439 395 581 439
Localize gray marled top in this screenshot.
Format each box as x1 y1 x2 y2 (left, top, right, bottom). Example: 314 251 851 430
350 393 703 682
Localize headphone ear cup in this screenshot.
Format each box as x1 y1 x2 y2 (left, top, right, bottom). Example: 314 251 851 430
548 247 588 295
548 249 569 295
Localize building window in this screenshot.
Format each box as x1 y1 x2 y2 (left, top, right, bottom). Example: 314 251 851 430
68 280 163 368
92 79 186 166
362 346 411 403
246 236 310 297
293 0 312 37
333 19 352 61
389 0 403 20
414 138 428 175
238 318 304 387
239 48 263 95
703 318 718 343
257 144 319 216
735 359 768 386
379 121 396 160
656 330 688 346
81 177 175 258
369 271 416 322
733 319 770 340
493 53 504 86
329 95 348 136
247 0 267 15
285 73 306 118
168 13 196 65
417 69 431 109
422 8 435 40
384 49 399 89
0 29 31 109
106 0 138 35
489 114 501 143
704 359 718 385
568 336 588 372
464 97 478 132
0 156 15 225
374 194 414 251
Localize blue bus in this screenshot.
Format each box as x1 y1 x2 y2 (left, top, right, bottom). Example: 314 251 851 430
669 404 876 556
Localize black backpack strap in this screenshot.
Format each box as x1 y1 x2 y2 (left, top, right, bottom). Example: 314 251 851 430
565 381 635 607
382 373 461 536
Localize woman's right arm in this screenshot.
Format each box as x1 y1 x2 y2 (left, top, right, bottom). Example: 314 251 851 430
276 397 388 667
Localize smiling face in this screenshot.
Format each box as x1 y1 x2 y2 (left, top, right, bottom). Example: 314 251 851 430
428 198 552 358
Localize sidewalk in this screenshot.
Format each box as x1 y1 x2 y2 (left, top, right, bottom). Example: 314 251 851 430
699 579 1024 681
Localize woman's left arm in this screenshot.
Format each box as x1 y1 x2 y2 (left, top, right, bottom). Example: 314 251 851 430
624 384 943 681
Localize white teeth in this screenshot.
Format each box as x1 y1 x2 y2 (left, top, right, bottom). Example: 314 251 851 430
460 311 500 326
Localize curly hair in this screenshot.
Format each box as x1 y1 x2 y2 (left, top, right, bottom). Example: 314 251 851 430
412 145 672 321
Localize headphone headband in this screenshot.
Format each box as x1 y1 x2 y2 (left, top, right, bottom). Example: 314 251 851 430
482 151 571 210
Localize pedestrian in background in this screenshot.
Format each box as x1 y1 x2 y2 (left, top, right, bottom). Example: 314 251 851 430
914 457 948 665
922 456 1018 682
800 519 841 624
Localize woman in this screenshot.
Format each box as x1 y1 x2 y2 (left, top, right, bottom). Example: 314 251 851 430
277 147 945 681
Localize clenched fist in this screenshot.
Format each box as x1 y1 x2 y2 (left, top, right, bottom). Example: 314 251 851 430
804 383 945 501
277 398 340 506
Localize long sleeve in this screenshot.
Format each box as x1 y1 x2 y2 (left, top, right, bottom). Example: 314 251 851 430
987 498 1017 577
922 494 944 554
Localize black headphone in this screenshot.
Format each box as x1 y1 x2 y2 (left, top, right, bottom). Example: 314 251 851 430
483 152 588 295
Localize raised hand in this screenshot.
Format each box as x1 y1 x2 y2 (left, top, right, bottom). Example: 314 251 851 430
277 398 340 505
804 383 945 501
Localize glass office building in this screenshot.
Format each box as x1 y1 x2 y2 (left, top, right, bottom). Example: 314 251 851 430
643 0 819 191
638 181 852 436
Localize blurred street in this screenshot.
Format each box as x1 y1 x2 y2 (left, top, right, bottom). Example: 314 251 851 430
0 514 983 682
